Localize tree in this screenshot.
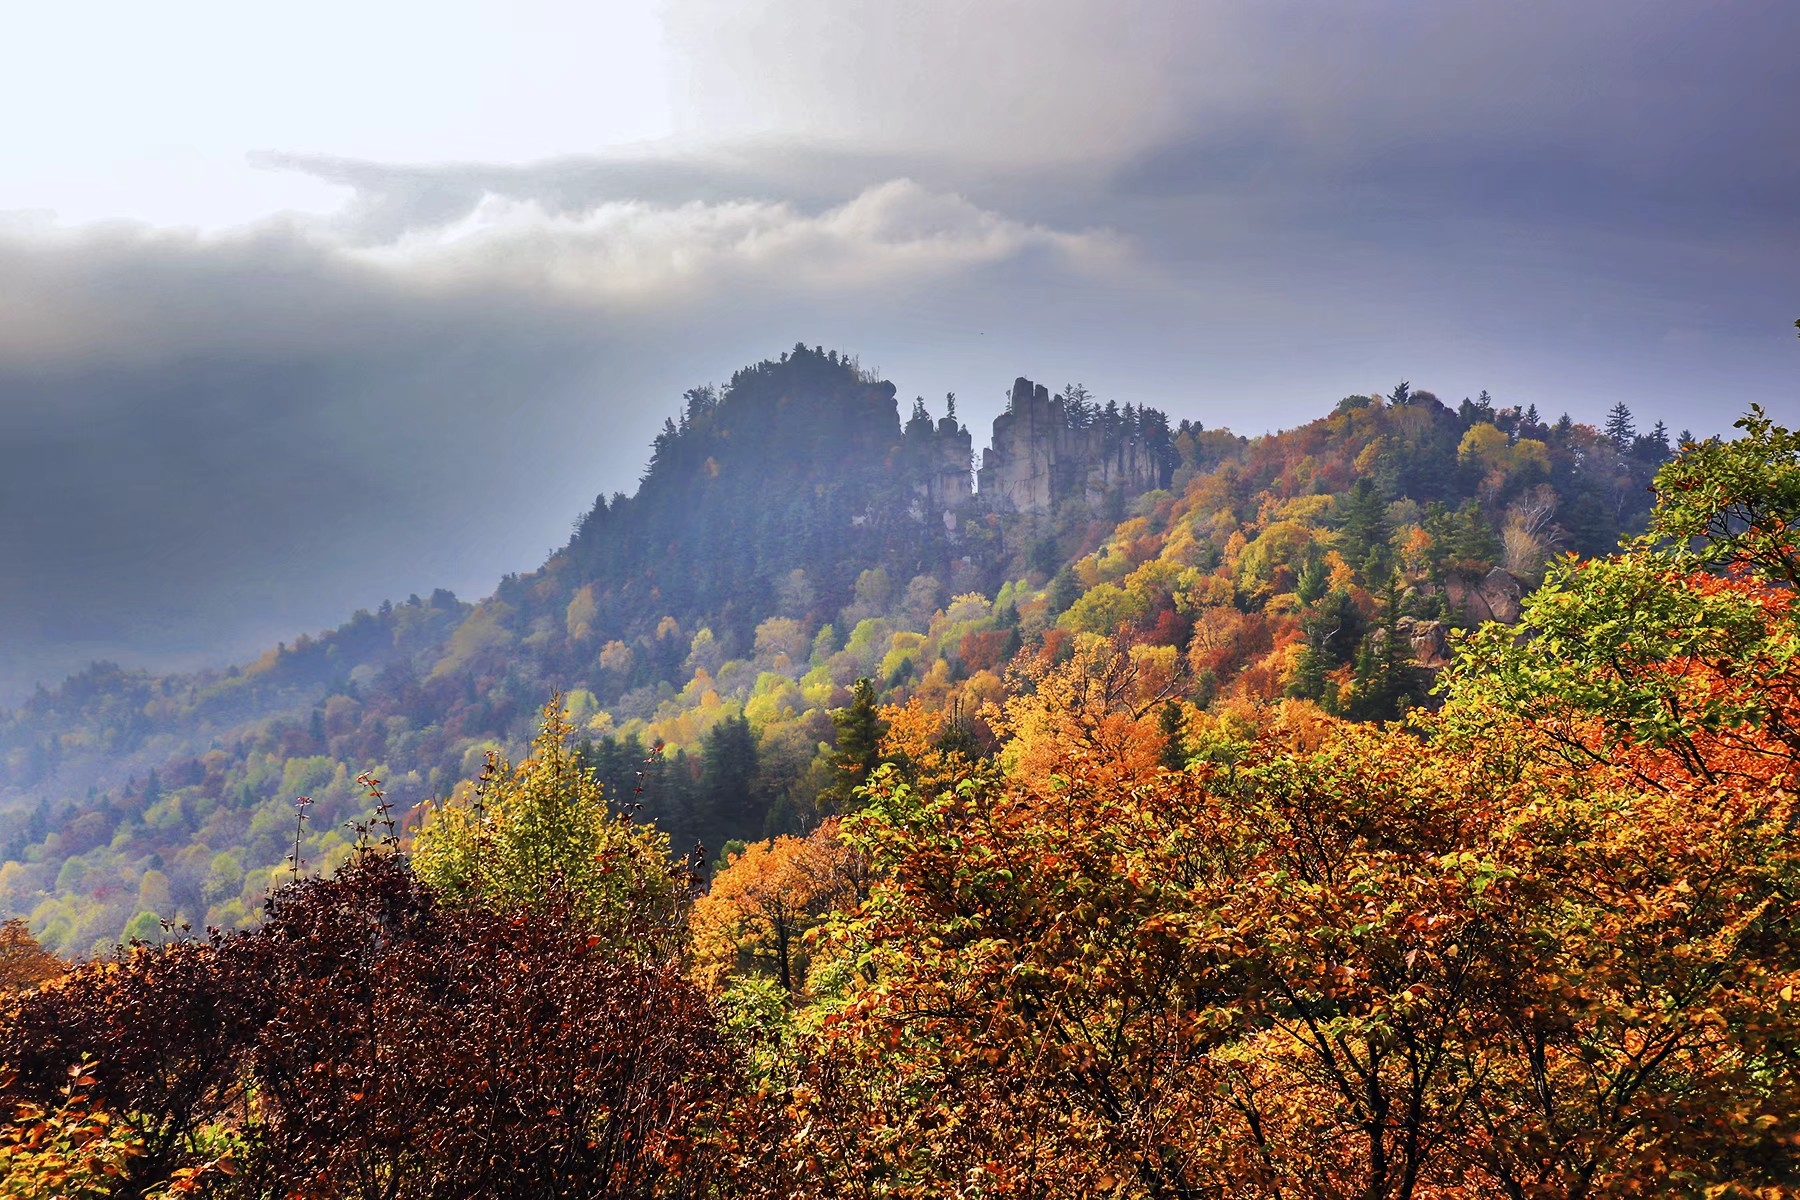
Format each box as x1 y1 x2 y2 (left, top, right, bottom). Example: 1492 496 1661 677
689 821 861 995
0 919 62 993
699 712 760 847
1604 401 1637 450
1335 478 1390 580
1345 572 1423 721
413 697 684 944
1450 405 1800 784
1157 700 1189 770
820 679 888 811
1 851 763 1200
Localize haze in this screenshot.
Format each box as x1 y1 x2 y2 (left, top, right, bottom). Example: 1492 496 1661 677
2 0 1796 701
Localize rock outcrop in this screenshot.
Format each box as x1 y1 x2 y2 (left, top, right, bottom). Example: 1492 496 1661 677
975 377 1173 513
900 404 974 527
1446 568 1525 625
1396 616 1452 668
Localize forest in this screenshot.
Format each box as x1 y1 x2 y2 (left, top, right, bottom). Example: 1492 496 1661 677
1 395 1795 1197
0 347 1677 958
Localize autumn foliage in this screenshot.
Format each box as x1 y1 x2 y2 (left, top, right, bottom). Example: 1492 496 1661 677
3 409 1798 1198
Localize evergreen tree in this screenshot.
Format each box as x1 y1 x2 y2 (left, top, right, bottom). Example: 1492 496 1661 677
823 678 889 811
1604 402 1637 450
1285 641 1330 706
699 714 759 845
1295 554 1329 606
1346 574 1422 721
1046 568 1082 617
1335 479 1389 580
1157 701 1188 771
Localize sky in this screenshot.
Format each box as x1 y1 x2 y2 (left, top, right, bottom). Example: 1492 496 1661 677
1 0 1797 700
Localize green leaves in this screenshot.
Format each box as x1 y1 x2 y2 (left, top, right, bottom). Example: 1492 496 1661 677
412 697 684 948
1442 409 1800 788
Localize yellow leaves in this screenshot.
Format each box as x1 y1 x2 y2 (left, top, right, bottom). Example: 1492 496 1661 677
598 638 635 676
413 697 682 939
0 1062 144 1200
1458 421 1511 469
565 584 599 642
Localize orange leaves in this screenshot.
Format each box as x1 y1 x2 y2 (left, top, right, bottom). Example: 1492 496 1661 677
788 648 1800 1200
690 821 862 995
0 1059 144 1200
0 920 63 995
996 633 1181 793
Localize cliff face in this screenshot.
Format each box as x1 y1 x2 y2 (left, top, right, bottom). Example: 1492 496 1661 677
903 413 974 515
976 377 1170 513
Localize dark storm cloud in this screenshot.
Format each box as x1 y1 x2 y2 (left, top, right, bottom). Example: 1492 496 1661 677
1108 1 1800 248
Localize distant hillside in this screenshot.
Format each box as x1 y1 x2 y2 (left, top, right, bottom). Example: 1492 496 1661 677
0 350 1674 956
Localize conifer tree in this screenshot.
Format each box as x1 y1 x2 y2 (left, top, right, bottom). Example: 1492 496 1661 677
699 714 759 846
1347 573 1421 721
1335 478 1389 580
1156 701 1188 771
1604 402 1637 450
823 679 888 811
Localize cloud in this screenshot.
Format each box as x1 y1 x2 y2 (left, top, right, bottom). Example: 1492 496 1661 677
345 179 1123 299
4 0 1795 701
0 170 1121 700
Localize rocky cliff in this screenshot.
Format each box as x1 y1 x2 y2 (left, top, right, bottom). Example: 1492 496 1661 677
976 377 1173 513
902 405 974 518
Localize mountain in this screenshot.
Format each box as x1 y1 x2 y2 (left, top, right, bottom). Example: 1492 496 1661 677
0 349 1673 955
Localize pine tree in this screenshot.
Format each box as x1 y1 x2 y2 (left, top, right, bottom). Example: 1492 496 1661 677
1451 501 1502 573
1046 568 1082 617
1336 479 1389 582
1295 554 1329 606
823 679 888 811
1604 402 1637 450
1157 701 1188 771
699 714 759 846
1285 641 1330 705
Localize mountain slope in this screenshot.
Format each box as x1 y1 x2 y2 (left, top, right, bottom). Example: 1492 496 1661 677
0 356 1672 955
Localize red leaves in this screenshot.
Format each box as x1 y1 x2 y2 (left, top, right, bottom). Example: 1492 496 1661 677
0 854 748 1199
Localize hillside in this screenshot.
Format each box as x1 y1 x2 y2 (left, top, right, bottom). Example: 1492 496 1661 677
0 348 1674 955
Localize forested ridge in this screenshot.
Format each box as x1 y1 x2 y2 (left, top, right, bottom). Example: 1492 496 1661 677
4 395 1796 1199
1 345 1677 957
